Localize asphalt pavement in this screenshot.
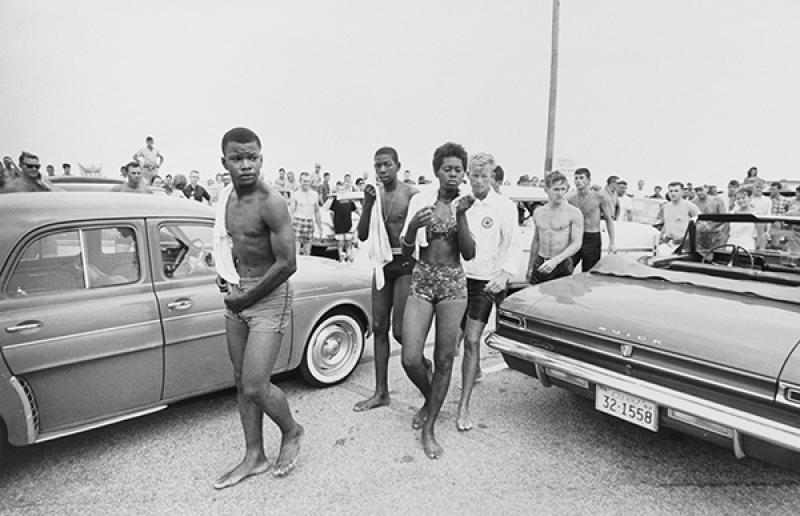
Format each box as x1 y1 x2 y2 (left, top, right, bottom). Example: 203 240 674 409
2 334 800 515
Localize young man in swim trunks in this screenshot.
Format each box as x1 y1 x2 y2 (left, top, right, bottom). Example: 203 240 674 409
213 127 304 489
352 146 419 412
456 152 518 431
290 172 322 255
527 170 584 284
568 167 615 271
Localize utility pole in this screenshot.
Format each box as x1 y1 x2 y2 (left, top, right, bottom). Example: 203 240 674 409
544 0 560 175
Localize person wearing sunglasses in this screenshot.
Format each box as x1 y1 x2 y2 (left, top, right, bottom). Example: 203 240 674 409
0 151 59 193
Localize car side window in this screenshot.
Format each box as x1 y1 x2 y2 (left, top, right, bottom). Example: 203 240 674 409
7 230 84 295
6 226 140 296
158 223 215 279
83 227 140 288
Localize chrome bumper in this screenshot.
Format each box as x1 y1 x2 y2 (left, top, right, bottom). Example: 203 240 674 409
487 332 800 456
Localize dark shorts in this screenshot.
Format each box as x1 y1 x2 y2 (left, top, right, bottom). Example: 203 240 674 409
461 278 507 329
572 231 602 271
530 255 574 285
224 278 292 334
382 254 415 284
410 260 466 304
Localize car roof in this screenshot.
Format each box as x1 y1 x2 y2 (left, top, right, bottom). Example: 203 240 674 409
1 192 215 257
49 176 124 185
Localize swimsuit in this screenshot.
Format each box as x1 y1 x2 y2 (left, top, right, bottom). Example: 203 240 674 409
410 260 467 303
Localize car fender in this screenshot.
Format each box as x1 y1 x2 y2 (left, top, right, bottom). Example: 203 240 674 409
0 359 36 447
286 290 371 370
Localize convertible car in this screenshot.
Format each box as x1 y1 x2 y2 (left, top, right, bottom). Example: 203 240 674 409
488 212 800 471
0 193 371 464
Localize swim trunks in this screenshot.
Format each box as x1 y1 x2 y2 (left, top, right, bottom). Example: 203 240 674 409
382 254 415 284
293 217 314 243
224 278 292 334
462 278 506 328
410 260 466 303
571 231 602 271
529 255 574 285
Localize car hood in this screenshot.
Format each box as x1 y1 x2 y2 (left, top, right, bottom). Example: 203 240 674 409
502 256 800 379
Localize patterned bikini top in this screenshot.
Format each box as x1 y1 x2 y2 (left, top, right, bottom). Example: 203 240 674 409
426 211 458 241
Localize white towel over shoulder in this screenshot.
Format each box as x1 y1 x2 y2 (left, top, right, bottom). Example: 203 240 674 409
366 175 394 290
213 183 240 285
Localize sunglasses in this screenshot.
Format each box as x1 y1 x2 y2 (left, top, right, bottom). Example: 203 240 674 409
23 163 41 169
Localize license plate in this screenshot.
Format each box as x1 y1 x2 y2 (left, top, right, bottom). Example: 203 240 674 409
595 384 659 431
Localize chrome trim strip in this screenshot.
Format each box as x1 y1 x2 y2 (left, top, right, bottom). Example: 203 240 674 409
162 309 226 322
501 324 773 402
34 405 167 443
487 333 800 454
2 319 162 351
8 376 37 444
78 230 89 289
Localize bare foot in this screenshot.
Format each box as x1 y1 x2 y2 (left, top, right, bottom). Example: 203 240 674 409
412 405 429 430
422 429 443 459
273 424 304 477
353 393 390 412
213 456 270 490
456 407 472 432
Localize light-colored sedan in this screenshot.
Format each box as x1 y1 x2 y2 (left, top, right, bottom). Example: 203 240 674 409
0 193 371 463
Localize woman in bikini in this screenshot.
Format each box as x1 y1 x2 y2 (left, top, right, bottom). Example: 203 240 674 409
400 142 475 459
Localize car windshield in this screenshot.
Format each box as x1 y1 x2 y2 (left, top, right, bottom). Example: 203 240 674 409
638 213 800 288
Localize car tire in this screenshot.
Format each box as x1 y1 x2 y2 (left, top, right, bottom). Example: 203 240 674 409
300 312 365 388
0 420 8 467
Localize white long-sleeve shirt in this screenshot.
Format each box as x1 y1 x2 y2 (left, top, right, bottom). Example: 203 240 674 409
462 188 519 280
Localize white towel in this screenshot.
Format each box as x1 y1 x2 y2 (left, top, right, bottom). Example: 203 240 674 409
213 183 240 285
366 174 393 290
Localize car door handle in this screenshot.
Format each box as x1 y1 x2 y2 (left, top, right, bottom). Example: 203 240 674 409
167 299 193 311
6 321 43 333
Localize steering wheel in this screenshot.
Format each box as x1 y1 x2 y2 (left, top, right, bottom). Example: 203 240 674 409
701 243 754 269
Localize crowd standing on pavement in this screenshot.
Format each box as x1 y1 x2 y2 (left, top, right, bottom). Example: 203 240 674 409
3 129 800 485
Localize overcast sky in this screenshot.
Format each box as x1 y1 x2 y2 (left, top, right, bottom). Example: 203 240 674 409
2 1 799 191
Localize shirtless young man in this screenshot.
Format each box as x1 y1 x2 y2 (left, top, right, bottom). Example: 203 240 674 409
213 127 304 489
568 167 615 271
527 171 584 284
111 162 153 193
352 147 419 412
659 181 700 254
290 172 322 255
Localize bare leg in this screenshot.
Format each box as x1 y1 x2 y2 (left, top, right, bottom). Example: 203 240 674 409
354 275 395 411
421 298 466 459
457 317 486 431
215 319 270 489
215 322 303 488
401 296 435 429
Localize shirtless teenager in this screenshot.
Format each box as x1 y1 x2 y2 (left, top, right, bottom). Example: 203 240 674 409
111 162 153 193
213 127 304 489
568 167 615 271
527 171 584 284
353 147 419 412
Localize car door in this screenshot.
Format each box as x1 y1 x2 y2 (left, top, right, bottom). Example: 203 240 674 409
0 222 164 434
149 219 232 400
